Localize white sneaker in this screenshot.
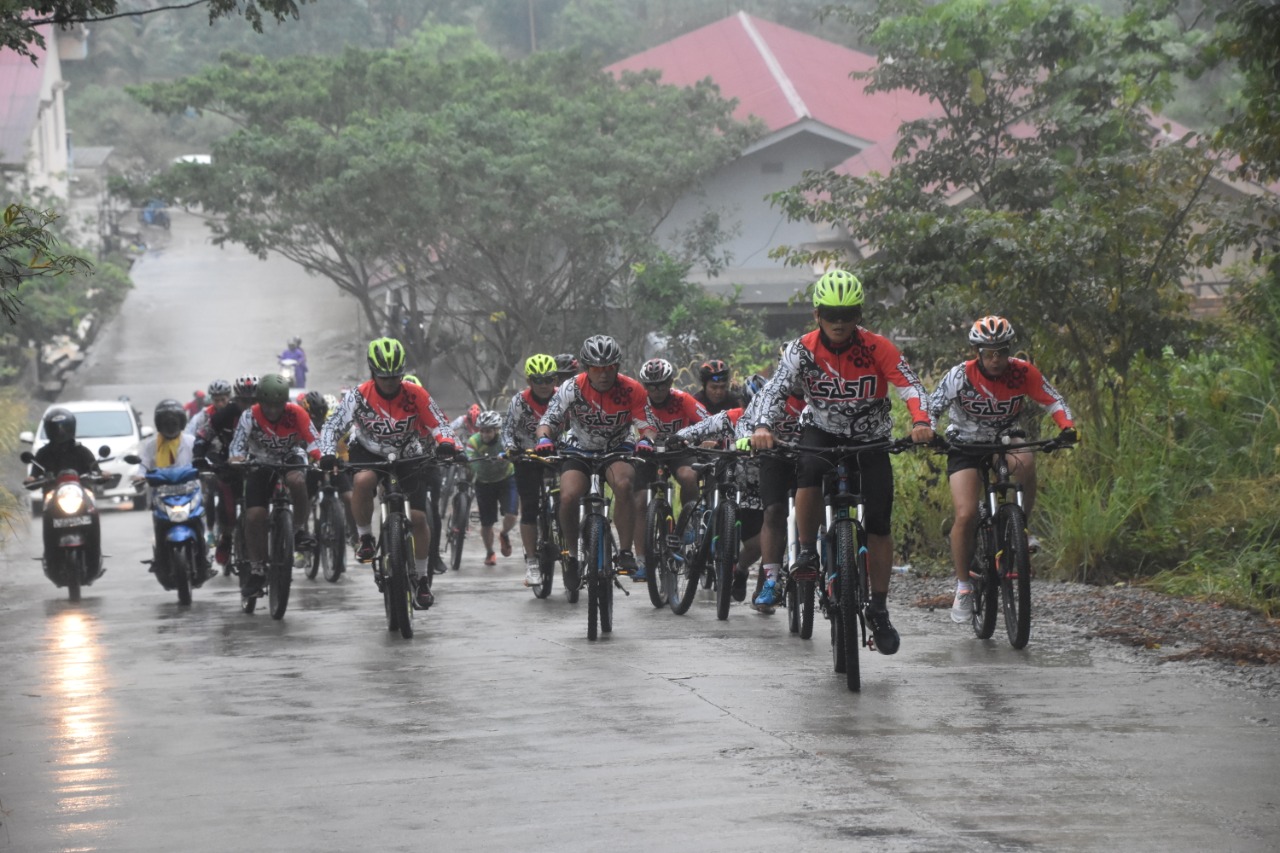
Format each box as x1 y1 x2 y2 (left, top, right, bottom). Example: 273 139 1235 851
1027 535 1041 553
950 590 974 623
523 558 542 587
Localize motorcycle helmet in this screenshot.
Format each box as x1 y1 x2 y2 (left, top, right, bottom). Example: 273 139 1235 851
476 410 502 430
639 358 674 384
43 407 76 445
367 337 407 378
208 378 232 397
968 315 1016 347
234 374 259 400
257 373 291 405
288 337 302 349
699 359 729 384
580 335 621 368
154 399 187 439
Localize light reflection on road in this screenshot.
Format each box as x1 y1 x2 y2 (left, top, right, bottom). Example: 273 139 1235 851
46 610 117 848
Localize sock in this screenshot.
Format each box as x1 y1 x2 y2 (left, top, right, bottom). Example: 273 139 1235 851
871 592 888 609
957 581 973 593
415 557 430 577
357 525 371 538
763 562 781 579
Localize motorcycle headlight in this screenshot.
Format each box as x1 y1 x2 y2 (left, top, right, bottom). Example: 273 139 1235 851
166 501 193 523
55 484 85 515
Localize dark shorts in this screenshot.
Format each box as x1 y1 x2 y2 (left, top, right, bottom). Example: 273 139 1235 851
946 449 989 478
243 466 297 510
559 444 635 477
514 460 545 525
757 453 798 510
738 507 764 541
475 477 517 526
347 444 431 513
795 425 894 536
632 451 694 492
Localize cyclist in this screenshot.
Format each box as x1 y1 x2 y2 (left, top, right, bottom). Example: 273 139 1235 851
319 337 459 610
228 373 320 597
297 390 332 503
553 353 579 386
183 389 206 418
631 357 706 582
672 394 763 603
403 374 450 573
193 374 256 566
450 403 482 446
927 315 1077 624
749 270 935 655
694 359 743 415
504 354 560 587
186 379 232 437
736 375 807 612
467 410 517 567
534 335 657 585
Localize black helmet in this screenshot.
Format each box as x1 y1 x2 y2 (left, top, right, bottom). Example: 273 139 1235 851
43 407 76 445
154 399 187 439
580 335 621 368
554 353 579 378
302 390 328 423
699 359 729 383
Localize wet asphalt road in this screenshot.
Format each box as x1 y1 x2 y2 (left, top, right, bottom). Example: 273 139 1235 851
2 213 1279 852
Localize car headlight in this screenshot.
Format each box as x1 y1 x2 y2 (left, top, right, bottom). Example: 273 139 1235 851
55 484 85 515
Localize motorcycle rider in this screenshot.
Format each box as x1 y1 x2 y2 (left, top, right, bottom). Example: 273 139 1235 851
133 399 213 581
279 336 307 388
25 407 103 569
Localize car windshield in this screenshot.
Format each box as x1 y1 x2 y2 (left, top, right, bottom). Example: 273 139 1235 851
52 410 135 439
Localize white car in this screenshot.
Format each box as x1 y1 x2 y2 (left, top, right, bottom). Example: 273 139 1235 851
20 399 155 515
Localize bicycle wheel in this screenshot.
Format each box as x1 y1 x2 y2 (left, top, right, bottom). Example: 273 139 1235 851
669 503 704 615
386 513 414 639
714 501 739 621
785 571 800 634
171 544 192 606
320 495 346 582
971 525 999 639
584 514 610 640
268 508 293 620
236 518 257 615
448 490 467 572
837 521 861 691
532 502 555 599
644 494 673 609
998 504 1032 648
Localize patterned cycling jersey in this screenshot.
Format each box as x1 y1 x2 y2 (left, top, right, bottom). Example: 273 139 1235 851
502 388 552 452
754 328 931 441
675 408 762 510
737 392 805 446
928 358 1074 443
320 380 456 458
540 373 656 452
185 403 216 437
229 403 320 463
648 389 707 442
195 402 246 461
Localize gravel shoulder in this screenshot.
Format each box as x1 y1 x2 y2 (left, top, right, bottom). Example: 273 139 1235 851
895 570 1280 698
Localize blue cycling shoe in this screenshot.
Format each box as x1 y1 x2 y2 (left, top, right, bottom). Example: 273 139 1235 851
753 577 783 611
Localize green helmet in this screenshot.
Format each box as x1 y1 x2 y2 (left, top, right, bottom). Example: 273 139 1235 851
812 270 864 308
524 353 558 381
258 373 291 404
367 337 406 378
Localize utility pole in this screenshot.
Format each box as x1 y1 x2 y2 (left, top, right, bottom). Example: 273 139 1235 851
528 0 537 52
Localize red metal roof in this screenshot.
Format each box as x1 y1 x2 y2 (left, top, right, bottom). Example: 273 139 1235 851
0 29 48 167
606 11 938 144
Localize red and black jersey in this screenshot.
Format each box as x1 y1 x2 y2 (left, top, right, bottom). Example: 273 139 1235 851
503 387 552 452
321 380 456 458
755 328 931 441
229 403 320 463
540 373 656 452
647 389 707 441
928 358 1074 442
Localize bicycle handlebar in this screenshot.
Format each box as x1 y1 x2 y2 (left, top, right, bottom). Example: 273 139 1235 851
937 436 1071 455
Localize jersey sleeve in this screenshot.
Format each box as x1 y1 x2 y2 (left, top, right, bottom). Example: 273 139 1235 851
873 336 932 425
1024 364 1075 429
229 409 253 458
320 389 358 456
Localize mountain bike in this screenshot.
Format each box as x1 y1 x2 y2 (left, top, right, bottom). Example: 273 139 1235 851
641 451 688 609
308 469 347 583
232 459 310 620
942 433 1071 649
343 453 436 640
791 438 916 691
442 459 473 572
668 446 741 620
518 454 569 601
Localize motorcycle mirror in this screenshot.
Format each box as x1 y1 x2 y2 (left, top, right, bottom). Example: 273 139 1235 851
99 445 112 458
123 454 142 465
20 450 34 463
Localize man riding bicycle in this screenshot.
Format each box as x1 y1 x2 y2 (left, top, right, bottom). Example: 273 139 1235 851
504 354 560 587
319 337 459 610
927 315 1077 624
228 373 320 597
193 374 256 566
534 335 657 585
749 270 935 655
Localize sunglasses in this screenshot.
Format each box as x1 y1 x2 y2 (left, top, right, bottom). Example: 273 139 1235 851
818 307 860 323
528 373 556 384
978 346 1011 356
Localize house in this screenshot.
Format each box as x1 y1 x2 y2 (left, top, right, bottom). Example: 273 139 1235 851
607 12 938 333
0 24 87 201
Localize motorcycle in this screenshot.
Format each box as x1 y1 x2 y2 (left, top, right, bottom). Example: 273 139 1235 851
21 448 109 602
126 455 209 606
278 356 302 389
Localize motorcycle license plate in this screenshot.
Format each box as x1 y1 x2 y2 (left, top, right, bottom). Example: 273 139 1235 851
52 516 92 528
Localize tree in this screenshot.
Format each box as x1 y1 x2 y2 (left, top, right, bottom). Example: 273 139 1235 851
772 0 1238 438
2 0 313 62
136 26 758 398
1 204 93 326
